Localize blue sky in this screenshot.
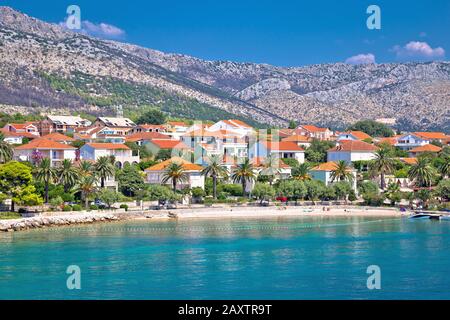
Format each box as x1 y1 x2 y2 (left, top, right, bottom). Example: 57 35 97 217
3 0 450 66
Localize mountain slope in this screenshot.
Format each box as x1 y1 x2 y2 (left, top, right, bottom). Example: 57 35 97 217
0 6 449 131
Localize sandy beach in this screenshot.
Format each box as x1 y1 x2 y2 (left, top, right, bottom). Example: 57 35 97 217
137 205 407 221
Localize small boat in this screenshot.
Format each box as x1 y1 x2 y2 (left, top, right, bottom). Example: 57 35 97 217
409 212 431 220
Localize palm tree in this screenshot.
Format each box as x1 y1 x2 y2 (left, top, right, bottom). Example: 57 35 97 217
260 154 281 186
34 158 57 203
0 132 13 164
440 156 449 178
78 160 93 177
408 157 436 188
94 156 115 188
369 147 395 190
77 175 98 208
201 155 228 199
58 159 79 193
231 158 256 198
330 160 354 183
291 163 311 181
161 162 189 192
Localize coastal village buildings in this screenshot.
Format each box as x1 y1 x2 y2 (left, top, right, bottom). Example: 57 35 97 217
310 162 357 191
327 140 378 163
79 143 140 168
145 157 205 190
5 114 449 195
14 138 77 167
39 115 91 135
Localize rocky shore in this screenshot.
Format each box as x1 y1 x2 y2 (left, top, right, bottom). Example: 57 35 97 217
0 212 122 232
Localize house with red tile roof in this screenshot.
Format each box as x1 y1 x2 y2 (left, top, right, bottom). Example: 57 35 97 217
337 131 372 142
126 131 172 145
409 144 442 157
327 140 378 163
394 132 446 150
208 119 254 136
297 125 333 141
309 161 357 190
14 138 77 167
129 124 167 135
250 140 305 163
3 122 40 136
413 132 448 143
281 135 312 148
0 128 38 145
145 157 205 190
79 143 140 169
41 132 76 144
39 115 91 136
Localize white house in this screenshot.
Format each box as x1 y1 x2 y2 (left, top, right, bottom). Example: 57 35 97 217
0 129 37 145
327 140 378 163
309 162 357 191
208 119 254 136
80 143 140 168
145 157 205 190
3 122 40 136
14 138 77 167
395 134 430 151
250 141 305 163
337 131 372 141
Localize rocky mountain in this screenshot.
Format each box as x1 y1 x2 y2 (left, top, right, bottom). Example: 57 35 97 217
0 6 449 131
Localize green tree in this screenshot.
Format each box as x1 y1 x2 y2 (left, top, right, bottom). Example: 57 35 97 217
94 156 115 189
305 139 335 163
34 158 57 203
347 120 394 137
78 160 93 177
439 155 449 178
231 158 256 198
408 157 436 187
0 132 13 164
385 182 401 206
77 175 98 208
136 108 166 125
98 189 120 209
291 162 311 181
117 163 145 197
288 120 297 129
58 159 79 193
0 161 43 211
252 183 275 204
201 155 228 199
358 180 379 195
332 181 352 201
435 179 450 202
330 161 354 183
161 162 188 192
369 147 395 190
260 154 281 186
304 180 325 203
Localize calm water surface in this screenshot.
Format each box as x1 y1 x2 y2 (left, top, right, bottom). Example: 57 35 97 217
1 216 450 299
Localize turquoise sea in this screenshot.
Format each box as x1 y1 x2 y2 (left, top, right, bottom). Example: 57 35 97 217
1 216 450 300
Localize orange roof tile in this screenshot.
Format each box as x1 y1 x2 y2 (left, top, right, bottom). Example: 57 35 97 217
341 131 372 140
126 132 170 142
41 132 76 142
0 128 38 139
301 125 329 132
282 135 312 143
15 138 76 150
166 121 188 127
263 141 304 151
311 161 354 172
398 158 418 165
86 143 130 150
414 132 447 140
252 157 291 169
145 157 203 171
377 137 399 146
149 139 189 149
329 140 378 152
409 144 442 153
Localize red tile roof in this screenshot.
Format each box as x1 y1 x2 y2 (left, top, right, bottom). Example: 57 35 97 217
86 143 130 150
398 158 418 165
282 135 312 143
409 144 442 153
252 157 291 169
126 132 170 142
311 161 354 172
414 132 448 140
145 157 203 171
341 131 372 140
329 140 378 152
15 138 76 150
41 132 76 142
0 128 38 139
149 139 189 149
301 125 329 132
263 141 304 151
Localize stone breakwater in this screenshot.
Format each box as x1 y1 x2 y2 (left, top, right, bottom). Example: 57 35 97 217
0 213 122 232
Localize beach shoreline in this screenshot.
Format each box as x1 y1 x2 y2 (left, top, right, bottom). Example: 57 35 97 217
0 205 409 232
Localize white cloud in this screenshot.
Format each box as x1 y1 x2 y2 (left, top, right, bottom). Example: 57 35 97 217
345 53 376 65
393 41 445 59
60 20 125 39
